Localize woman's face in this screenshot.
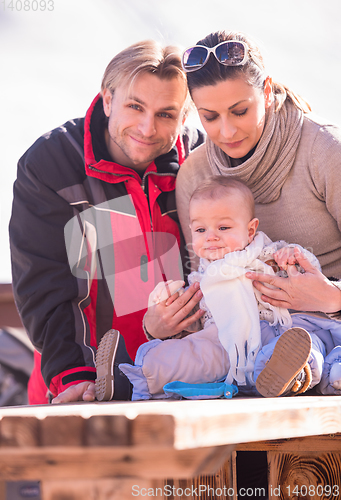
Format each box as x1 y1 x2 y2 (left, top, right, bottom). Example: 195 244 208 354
191 77 271 159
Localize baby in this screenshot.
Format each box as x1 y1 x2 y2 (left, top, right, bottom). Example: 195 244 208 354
97 177 341 400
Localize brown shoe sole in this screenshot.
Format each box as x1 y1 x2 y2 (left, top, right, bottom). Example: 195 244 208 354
95 329 120 401
256 327 312 398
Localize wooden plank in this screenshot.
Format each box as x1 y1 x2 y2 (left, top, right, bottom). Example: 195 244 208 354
41 416 85 446
0 417 39 447
132 414 175 446
42 478 158 500
1 396 341 450
236 433 341 452
86 415 130 446
163 453 236 500
231 452 238 500
268 451 341 500
171 397 341 449
0 445 233 481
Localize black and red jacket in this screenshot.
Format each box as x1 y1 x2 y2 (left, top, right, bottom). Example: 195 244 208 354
10 94 204 400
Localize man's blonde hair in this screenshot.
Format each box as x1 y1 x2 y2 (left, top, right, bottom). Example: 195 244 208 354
101 40 190 114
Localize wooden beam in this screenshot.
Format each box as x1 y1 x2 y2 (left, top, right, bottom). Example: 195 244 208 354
1 396 341 450
0 445 234 481
162 452 237 500
42 479 160 500
236 433 341 452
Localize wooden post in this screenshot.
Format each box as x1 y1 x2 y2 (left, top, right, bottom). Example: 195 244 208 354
268 451 341 500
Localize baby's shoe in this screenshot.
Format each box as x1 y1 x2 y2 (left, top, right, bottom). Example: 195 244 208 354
256 327 312 398
95 329 133 401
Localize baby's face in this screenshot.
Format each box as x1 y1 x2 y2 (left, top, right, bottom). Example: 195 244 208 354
189 194 257 261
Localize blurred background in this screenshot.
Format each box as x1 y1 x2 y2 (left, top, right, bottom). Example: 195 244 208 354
1 0 341 283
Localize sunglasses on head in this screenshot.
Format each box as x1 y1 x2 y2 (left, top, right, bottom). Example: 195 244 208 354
182 40 248 73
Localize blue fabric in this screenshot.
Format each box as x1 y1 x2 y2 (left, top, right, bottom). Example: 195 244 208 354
119 362 151 400
255 313 341 394
119 338 164 400
163 380 238 400
318 346 341 395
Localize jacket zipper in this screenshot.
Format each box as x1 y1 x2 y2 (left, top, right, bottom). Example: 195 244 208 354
88 165 176 233
88 165 178 284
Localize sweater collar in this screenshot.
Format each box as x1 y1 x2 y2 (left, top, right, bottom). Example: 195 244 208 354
206 100 304 203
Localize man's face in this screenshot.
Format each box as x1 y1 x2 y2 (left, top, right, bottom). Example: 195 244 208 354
102 73 187 172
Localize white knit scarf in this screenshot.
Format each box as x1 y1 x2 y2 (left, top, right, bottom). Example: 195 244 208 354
198 232 292 386
206 100 304 203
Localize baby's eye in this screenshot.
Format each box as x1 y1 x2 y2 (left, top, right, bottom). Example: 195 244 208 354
219 226 230 231
195 228 205 233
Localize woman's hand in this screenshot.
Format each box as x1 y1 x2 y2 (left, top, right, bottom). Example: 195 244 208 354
144 281 205 339
246 248 341 313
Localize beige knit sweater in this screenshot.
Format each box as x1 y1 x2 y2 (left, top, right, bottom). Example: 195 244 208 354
176 113 341 280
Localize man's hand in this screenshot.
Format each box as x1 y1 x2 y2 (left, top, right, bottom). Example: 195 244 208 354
246 247 341 313
144 281 204 339
51 381 96 404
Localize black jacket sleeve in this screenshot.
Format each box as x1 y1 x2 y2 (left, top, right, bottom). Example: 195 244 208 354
9 124 97 396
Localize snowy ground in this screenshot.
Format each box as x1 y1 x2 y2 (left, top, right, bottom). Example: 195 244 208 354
1 0 341 282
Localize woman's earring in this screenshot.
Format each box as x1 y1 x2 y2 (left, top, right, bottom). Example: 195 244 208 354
265 92 273 109
264 77 273 109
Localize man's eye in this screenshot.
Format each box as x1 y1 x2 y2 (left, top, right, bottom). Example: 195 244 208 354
129 104 141 111
159 112 172 118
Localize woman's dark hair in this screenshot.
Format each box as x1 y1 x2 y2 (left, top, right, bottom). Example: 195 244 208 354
186 30 311 113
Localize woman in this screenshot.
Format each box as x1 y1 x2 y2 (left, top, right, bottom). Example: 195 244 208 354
144 30 341 394
144 30 341 495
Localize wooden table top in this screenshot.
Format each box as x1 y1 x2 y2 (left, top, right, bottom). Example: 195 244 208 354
1 396 341 481
1 395 341 450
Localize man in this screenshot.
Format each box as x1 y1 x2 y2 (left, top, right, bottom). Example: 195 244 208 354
9 40 204 404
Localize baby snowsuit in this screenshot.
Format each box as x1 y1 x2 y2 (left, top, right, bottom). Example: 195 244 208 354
119 232 340 399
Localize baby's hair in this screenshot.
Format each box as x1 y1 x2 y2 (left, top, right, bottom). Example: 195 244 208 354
190 176 255 220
